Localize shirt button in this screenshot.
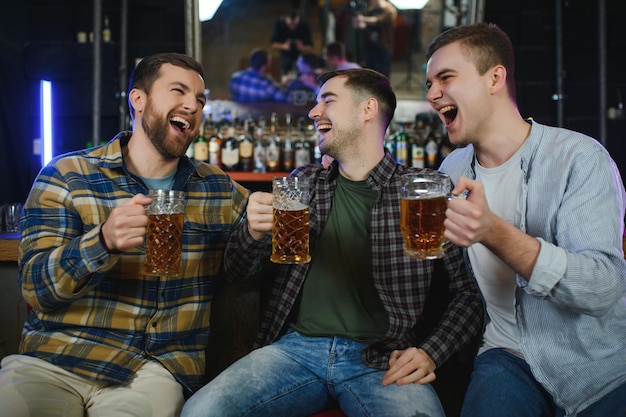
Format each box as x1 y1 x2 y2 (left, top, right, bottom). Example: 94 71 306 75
152 322 157 327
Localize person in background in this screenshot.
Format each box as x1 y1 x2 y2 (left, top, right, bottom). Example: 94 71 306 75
181 68 483 417
286 52 323 106
230 48 291 103
426 23 626 417
323 41 361 70
354 0 397 78
0 52 249 417
270 6 314 80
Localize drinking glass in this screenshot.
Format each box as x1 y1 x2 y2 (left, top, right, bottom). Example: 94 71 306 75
142 190 185 276
400 171 455 260
271 177 311 264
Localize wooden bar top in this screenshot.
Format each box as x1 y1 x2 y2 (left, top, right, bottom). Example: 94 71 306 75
2 234 625 264
0 233 19 262
227 172 289 182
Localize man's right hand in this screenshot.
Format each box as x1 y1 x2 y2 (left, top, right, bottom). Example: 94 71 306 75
101 193 152 252
246 191 273 241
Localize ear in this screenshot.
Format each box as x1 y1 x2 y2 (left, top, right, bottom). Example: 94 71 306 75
129 88 145 114
490 65 508 95
362 97 379 122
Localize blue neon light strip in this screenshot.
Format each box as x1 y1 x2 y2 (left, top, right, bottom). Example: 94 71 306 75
41 80 53 166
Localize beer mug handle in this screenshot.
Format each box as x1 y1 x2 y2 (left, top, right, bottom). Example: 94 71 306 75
442 193 466 251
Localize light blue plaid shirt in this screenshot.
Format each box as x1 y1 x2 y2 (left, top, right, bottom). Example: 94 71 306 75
440 120 626 416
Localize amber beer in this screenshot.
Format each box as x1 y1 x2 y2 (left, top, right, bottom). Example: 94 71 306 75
271 204 311 264
271 177 311 264
400 171 452 260
401 195 447 259
143 212 184 276
142 190 185 276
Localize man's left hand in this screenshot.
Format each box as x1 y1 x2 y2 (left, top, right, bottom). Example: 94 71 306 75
382 347 437 386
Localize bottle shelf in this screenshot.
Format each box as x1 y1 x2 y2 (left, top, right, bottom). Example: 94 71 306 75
226 172 289 182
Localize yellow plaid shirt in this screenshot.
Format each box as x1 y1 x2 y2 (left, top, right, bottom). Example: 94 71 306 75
17 132 249 393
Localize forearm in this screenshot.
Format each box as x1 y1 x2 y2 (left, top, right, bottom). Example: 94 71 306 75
271 42 289 51
223 220 271 282
19 224 117 311
419 246 484 366
420 288 483 366
482 213 540 280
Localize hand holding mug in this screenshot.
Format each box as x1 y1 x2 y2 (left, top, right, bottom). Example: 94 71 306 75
444 176 493 247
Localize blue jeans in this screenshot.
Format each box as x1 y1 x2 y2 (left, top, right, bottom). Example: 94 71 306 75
182 330 445 417
461 348 626 417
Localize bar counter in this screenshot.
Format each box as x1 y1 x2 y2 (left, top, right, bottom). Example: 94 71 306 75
0 232 26 360
0 232 19 262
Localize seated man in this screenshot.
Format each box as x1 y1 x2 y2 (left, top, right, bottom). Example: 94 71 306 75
0 52 249 416
182 68 484 417
428 23 626 416
230 48 291 103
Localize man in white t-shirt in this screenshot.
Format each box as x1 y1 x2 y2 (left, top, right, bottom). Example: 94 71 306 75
427 23 626 417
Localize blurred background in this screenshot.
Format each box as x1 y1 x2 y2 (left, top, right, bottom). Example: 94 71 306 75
1 0 625 203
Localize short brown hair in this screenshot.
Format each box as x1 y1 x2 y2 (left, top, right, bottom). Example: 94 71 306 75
128 52 204 118
426 23 517 101
318 68 397 129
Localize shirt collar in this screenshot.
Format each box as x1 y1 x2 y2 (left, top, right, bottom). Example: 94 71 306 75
324 148 397 190
92 131 206 187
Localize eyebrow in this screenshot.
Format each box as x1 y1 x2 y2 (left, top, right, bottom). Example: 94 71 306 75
431 68 456 80
426 68 456 86
170 81 206 102
319 91 338 100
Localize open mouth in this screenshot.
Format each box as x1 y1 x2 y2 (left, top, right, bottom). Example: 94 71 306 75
317 123 332 134
170 116 190 133
439 105 458 126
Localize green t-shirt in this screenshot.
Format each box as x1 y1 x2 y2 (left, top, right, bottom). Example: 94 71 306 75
290 175 389 342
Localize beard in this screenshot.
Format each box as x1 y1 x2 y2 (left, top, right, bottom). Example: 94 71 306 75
319 121 359 161
141 100 194 159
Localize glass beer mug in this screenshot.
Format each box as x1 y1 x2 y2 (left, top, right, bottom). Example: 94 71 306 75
400 171 457 260
270 177 311 264
142 189 185 276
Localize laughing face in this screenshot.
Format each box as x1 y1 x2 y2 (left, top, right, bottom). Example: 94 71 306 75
425 41 495 146
308 75 362 161
140 63 206 159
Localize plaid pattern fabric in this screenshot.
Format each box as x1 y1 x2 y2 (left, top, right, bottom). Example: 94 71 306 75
224 151 483 368
229 68 291 103
17 132 249 393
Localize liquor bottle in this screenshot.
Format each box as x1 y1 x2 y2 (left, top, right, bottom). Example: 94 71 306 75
253 117 267 173
205 116 222 168
394 123 409 166
221 124 240 171
425 131 439 168
439 131 454 161
193 119 209 162
102 16 111 43
239 115 254 172
281 113 294 172
294 117 311 168
312 133 322 165
410 119 426 169
266 112 281 172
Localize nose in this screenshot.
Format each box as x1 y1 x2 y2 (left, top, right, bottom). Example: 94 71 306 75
184 94 200 113
425 82 441 104
308 102 321 120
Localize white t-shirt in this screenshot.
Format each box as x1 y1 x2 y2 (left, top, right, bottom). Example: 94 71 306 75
469 148 524 355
